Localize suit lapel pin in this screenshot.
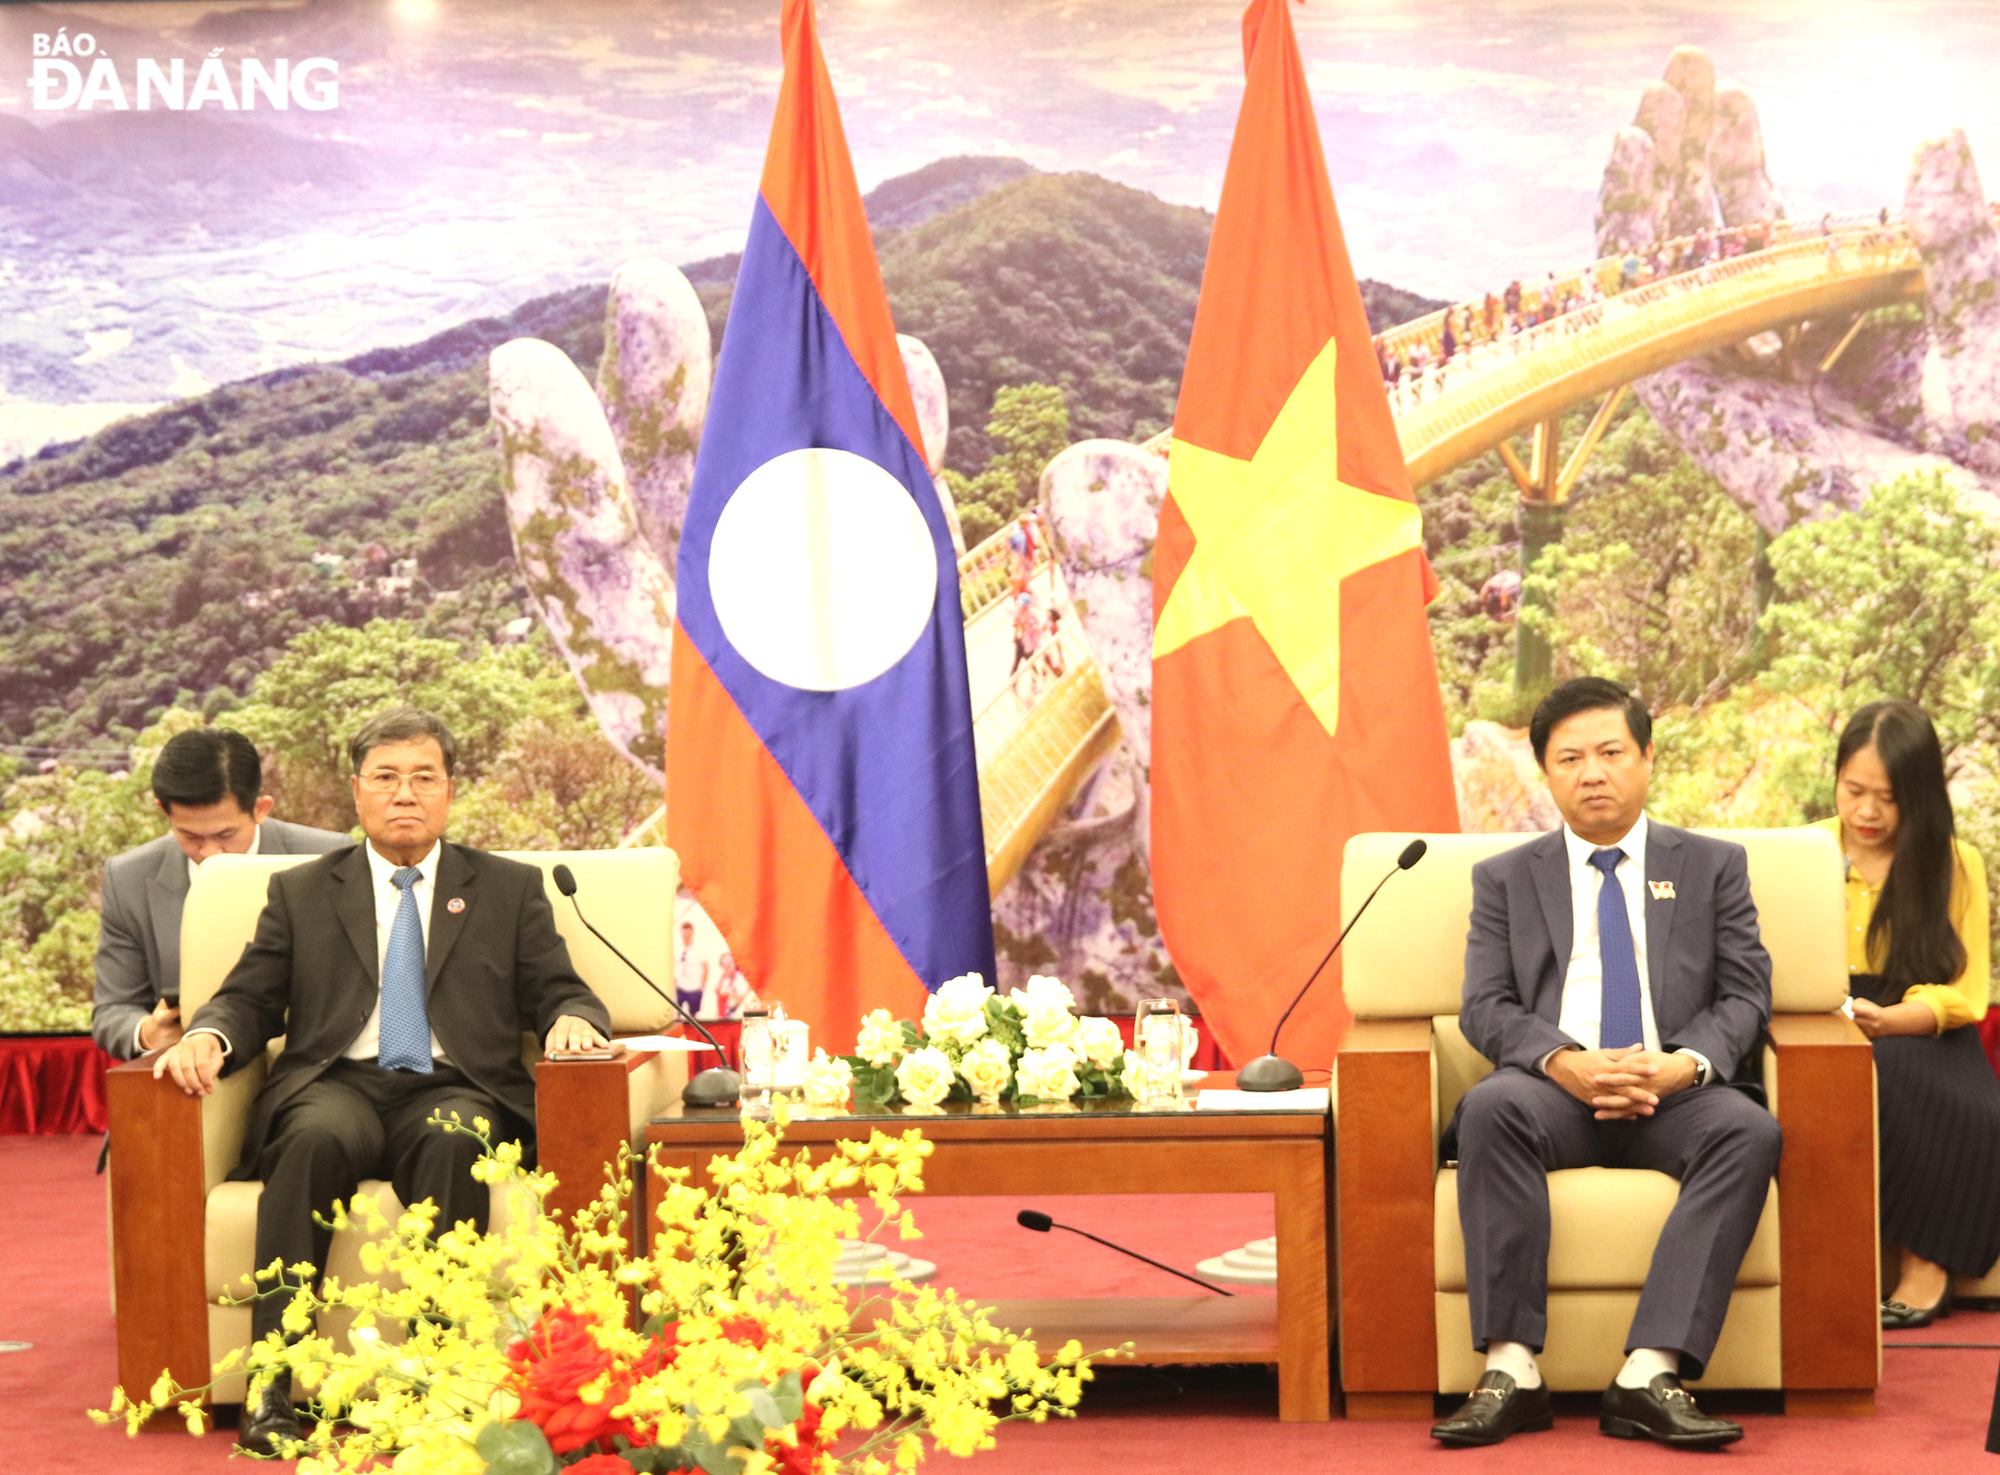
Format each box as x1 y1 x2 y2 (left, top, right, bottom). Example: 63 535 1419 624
1648 880 1676 901
446 897 466 914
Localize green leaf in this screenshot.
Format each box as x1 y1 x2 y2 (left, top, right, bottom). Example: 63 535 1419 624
624 1443 694 1473
766 1371 805 1426
984 999 1026 1053
725 1413 767 1457
851 1063 899 1107
739 1383 785 1430
677 1423 739 1475
476 1419 558 1475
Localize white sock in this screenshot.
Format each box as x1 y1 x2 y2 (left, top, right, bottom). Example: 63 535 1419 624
1485 1340 1543 1389
1616 1347 1680 1388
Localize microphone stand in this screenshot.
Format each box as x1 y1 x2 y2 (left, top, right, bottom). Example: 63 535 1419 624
1235 839 1427 1092
551 865 742 1108
1016 1211 1232 1295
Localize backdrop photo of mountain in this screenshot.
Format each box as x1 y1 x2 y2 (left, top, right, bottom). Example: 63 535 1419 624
10 0 2000 1034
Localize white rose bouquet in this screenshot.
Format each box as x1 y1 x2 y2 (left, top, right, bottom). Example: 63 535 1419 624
840 974 1138 1106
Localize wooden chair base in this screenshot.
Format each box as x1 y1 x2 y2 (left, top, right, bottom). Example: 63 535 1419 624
1344 1390 1435 1421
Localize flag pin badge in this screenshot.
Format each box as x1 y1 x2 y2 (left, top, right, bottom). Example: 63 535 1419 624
446 897 466 914
1648 881 1676 900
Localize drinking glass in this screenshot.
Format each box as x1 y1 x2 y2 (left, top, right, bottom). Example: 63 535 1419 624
1132 998 1186 1108
738 1001 788 1118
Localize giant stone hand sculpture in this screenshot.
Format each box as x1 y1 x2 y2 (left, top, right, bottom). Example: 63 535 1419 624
988 439 1182 1006
490 263 1207 1010
491 264 966 778
1595 50 2000 531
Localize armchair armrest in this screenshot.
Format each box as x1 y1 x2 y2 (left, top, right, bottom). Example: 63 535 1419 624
106 1056 211 1420
534 1046 689 1246
1335 1018 1437 1416
1768 1012 1879 1412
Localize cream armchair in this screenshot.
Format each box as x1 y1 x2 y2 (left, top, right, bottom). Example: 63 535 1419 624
107 847 694 1407
1334 828 1880 1419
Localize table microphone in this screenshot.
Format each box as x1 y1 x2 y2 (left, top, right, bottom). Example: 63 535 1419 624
1015 1210 1233 1295
1235 838 1428 1093
549 863 742 1108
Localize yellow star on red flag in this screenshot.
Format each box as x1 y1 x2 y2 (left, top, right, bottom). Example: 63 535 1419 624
1154 339 1423 741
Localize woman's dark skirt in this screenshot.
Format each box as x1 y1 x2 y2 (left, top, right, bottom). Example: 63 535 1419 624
1853 972 2000 1277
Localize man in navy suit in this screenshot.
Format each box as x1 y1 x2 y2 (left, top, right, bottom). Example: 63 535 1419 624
1431 677 1779 1451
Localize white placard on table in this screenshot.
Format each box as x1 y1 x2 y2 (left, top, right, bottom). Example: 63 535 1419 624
617 1035 725 1053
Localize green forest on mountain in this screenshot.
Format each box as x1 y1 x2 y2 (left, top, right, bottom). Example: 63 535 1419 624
0 158 1446 1027
0 161 1439 764
14 154 1983 1032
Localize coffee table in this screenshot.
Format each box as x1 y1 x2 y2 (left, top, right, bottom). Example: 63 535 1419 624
645 1072 1333 1421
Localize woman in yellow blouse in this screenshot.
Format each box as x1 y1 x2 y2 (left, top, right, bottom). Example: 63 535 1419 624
1817 700 1996 1329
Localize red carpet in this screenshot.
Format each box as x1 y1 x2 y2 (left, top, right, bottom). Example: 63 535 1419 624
6 1133 1999 1471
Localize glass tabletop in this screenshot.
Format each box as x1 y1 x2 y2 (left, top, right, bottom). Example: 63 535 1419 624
650 1074 1330 1125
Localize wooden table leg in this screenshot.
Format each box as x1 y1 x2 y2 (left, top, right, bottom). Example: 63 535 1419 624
1273 1140 1331 1421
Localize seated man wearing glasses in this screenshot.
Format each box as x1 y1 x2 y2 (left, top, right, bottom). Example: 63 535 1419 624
156 706 610 1453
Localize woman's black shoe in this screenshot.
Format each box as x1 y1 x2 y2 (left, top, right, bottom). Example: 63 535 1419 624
1431 1370 1554 1446
1882 1294 1952 1329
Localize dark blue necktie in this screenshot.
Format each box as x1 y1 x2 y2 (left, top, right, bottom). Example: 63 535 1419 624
1590 847 1645 1050
378 866 433 1073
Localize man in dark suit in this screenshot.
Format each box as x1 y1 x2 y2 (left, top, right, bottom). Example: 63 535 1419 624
92 728 345 1059
1431 677 1779 1451
154 706 610 1454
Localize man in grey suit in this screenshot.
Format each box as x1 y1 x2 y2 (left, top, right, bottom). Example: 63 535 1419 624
1431 677 1780 1451
92 728 346 1059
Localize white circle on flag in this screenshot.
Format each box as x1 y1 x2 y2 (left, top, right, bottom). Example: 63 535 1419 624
708 447 939 691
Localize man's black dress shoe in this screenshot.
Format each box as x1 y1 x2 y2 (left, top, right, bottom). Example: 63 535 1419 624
1600 1373 1742 1448
1882 1294 1951 1330
1431 1370 1554 1447
238 1378 303 1456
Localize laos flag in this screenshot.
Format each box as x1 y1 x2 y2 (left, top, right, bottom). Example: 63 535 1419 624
666 0 994 1049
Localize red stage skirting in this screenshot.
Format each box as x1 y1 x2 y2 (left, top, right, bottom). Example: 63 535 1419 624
0 1035 113 1135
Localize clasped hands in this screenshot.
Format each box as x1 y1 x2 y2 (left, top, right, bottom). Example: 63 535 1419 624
152 1016 610 1097
1547 1044 1698 1120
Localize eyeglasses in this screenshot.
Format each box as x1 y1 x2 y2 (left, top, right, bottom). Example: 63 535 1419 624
357 769 448 796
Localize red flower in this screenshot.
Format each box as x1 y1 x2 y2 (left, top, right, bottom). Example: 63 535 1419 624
768 1400 833 1475
565 1457 638 1475
505 1307 642 1455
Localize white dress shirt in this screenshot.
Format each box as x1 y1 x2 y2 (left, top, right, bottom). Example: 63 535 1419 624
1541 814 1711 1085
344 841 448 1062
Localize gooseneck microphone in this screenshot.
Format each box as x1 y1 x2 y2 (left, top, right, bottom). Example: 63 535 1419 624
550 863 742 1108
1016 1210 1233 1295
1235 837 1428 1093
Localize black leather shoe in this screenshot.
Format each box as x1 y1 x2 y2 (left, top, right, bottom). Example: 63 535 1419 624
237 1379 303 1456
1600 1373 1742 1448
1431 1370 1554 1446
1882 1294 1951 1329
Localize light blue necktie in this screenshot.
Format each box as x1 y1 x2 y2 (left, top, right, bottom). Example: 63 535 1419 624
378 866 433 1073
1590 847 1645 1051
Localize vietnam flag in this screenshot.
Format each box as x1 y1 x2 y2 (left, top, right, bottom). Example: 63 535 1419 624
1151 0 1459 1072
667 0 994 1050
